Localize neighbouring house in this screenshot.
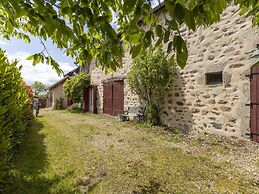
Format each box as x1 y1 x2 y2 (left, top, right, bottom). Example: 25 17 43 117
83 4 259 142
47 67 79 108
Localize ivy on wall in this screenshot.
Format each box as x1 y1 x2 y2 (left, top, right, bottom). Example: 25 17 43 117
64 72 91 103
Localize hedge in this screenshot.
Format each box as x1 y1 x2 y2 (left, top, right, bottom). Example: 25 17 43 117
0 50 31 188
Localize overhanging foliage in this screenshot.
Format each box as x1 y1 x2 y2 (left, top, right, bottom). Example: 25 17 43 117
0 1 258 73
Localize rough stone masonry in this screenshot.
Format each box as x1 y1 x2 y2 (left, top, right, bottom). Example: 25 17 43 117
90 4 259 138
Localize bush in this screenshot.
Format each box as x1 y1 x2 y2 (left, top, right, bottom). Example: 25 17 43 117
67 103 85 113
0 50 30 187
64 72 90 103
128 47 176 125
54 97 64 110
146 103 160 125
23 83 34 120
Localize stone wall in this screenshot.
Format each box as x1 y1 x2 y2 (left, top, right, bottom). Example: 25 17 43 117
160 5 258 137
90 51 141 114
89 4 259 137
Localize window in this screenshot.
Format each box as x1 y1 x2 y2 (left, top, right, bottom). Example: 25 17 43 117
206 72 223 85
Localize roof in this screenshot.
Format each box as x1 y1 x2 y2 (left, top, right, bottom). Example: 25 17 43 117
48 66 80 90
64 67 80 77
152 2 164 13
48 76 68 90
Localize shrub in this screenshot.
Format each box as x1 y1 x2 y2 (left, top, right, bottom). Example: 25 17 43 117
64 72 90 103
128 47 176 125
67 103 85 113
23 83 34 120
54 97 64 110
0 50 30 187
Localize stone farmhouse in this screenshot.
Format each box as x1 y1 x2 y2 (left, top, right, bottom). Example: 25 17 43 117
49 3 259 141
85 3 259 140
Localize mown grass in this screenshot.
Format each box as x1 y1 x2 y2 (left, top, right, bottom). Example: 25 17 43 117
4 109 259 193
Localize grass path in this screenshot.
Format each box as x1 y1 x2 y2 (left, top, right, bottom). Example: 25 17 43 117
6 109 259 193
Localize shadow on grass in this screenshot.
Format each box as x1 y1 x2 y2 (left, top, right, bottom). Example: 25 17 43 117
5 119 72 194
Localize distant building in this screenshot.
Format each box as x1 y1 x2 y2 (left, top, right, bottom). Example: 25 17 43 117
47 67 79 108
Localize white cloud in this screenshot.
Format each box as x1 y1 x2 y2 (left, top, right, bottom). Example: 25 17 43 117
6 51 75 86
0 39 9 46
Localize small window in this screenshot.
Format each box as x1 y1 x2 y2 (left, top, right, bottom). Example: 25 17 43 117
206 72 223 85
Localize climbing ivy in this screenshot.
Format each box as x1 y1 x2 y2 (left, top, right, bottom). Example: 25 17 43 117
64 72 90 103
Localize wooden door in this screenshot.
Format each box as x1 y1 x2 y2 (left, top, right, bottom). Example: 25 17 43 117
103 82 113 115
103 80 124 116
112 80 124 116
84 86 98 114
84 88 89 112
250 65 259 142
67 98 73 107
93 86 98 114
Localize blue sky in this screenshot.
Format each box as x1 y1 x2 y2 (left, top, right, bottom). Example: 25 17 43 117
0 36 76 86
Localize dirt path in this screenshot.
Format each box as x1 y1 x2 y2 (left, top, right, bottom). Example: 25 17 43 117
6 109 259 194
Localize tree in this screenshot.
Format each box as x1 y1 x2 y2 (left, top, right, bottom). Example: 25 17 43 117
128 46 176 125
0 1 257 73
31 81 46 95
64 72 90 103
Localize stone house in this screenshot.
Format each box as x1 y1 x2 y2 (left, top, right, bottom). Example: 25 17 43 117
84 4 259 139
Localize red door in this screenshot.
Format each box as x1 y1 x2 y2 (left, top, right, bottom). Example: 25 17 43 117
84 86 98 114
67 98 73 107
84 88 90 112
112 81 124 116
250 66 259 142
103 80 124 116
93 86 98 114
103 82 113 115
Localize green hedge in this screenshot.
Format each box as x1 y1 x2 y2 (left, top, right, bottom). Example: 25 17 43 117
0 50 30 187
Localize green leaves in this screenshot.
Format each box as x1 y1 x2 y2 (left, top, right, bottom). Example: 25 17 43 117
128 32 142 43
0 0 257 73
0 49 31 183
184 10 196 31
130 44 142 58
64 72 90 103
128 46 177 124
26 53 43 65
26 53 44 65
31 81 46 95
102 21 117 40
155 25 164 37
5 20 14 32
173 36 188 69
123 0 138 14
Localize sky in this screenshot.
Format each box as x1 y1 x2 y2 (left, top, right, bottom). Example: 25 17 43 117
0 36 76 87
0 0 160 87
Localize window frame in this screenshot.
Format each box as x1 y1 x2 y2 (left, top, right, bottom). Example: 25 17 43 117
205 72 223 86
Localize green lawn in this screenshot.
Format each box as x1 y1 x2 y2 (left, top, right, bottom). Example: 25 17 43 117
5 109 259 193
